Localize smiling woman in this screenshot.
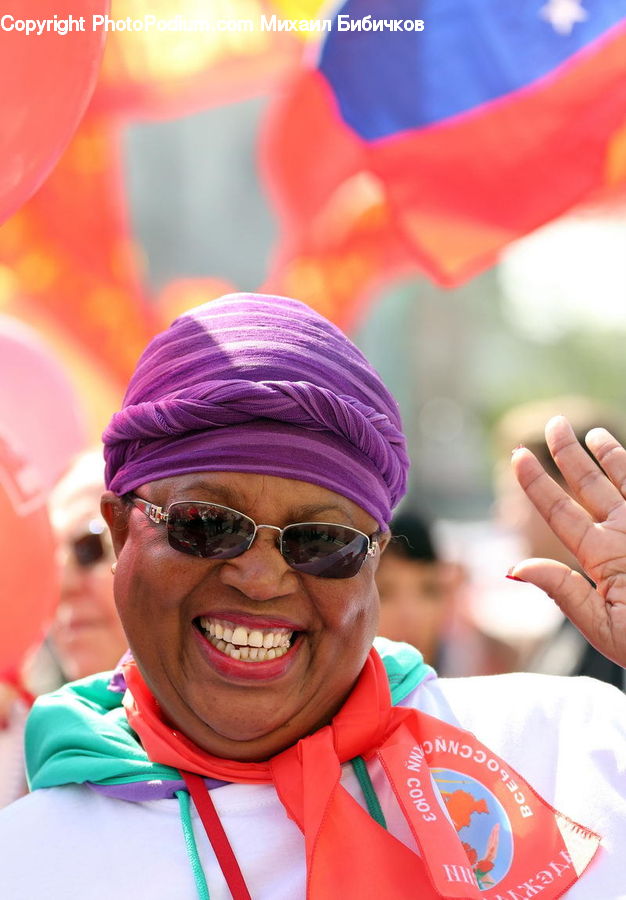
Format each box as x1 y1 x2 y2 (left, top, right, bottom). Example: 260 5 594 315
109 471 383 760
48 450 128 683
0 294 625 900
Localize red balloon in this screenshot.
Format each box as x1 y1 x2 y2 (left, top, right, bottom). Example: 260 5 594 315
0 431 58 672
0 316 88 492
0 0 108 224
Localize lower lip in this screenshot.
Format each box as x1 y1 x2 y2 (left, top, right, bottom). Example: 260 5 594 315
193 627 302 681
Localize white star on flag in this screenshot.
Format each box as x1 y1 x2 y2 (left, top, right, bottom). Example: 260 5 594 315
540 0 588 35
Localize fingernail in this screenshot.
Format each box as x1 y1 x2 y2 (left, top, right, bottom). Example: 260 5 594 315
511 444 525 456
506 567 525 582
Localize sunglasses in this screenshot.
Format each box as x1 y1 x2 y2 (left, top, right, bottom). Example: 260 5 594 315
128 494 379 579
70 521 108 568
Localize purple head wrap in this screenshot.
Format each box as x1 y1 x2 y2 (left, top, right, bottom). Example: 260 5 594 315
103 294 408 527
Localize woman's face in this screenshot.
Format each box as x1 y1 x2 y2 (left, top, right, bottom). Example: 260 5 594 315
51 487 127 680
103 472 386 761
376 556 452 666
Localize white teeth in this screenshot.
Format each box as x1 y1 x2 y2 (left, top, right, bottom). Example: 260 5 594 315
198 617 293 654
198 617 296 661
199 621 294 662
231 626 248 646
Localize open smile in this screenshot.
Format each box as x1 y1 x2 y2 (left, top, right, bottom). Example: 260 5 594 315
193 613 304 679
196 616 296 661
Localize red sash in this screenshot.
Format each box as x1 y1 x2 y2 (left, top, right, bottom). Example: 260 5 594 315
123 651 600 899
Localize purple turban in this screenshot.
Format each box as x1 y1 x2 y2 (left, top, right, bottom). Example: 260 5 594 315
103 294 408 527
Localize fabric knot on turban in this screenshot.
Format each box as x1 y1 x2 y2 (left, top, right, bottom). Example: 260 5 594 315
103 294 409 526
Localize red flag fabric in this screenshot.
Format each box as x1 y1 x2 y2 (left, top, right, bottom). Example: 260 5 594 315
0 116 155 389
263 0 626 297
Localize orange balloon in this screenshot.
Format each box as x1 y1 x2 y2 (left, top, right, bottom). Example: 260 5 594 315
0 431 58 671
0 0 108 224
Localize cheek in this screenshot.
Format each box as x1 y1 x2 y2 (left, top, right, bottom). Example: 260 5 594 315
113 540 186 638
314 576 378 641
118 528 197 592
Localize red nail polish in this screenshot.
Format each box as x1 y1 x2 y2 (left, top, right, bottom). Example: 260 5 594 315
506 573 525 583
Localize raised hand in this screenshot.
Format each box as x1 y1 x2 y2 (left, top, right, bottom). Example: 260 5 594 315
510 415 626 669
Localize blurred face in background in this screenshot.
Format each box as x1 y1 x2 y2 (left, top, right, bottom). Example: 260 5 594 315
376 553 452 666
50 469 127 681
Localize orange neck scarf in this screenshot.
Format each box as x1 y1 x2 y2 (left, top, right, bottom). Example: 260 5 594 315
123 651 600 899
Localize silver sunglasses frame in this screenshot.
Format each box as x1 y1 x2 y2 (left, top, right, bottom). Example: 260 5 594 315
128 494 378 569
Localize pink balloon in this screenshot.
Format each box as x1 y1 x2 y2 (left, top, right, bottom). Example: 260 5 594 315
0 316 88 491
0 0 109 224
0 430 58 671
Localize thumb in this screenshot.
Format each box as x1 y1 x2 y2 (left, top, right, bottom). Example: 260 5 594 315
508 558 596 633
506 558 626 667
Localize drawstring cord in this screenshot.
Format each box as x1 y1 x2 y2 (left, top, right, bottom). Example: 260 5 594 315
351 756 388 829
176 789 211 900
175 759 384 900
181 771 252 900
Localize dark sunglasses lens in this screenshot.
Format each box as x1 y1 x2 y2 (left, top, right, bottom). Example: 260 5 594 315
73 533 106 567
167 503 254 559
281 524 370 579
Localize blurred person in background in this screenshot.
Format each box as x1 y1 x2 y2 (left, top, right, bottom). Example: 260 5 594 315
0 450 128 808
494 395 625 689
376 511 458 671
45 449 128 685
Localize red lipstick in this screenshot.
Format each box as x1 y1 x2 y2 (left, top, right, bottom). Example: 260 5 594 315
193 626 303 682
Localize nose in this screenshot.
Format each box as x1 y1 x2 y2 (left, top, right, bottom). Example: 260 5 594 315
218 526 296 602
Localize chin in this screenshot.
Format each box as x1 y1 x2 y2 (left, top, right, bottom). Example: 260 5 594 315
188 706 303 760
210 710 295 745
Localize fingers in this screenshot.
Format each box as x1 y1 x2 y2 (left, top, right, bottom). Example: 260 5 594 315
508 558 622 667
585 427 626 506
511 445 593 559
543 417 624 523
508 558 592 611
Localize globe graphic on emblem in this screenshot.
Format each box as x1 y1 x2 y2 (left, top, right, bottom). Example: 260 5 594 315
432 768 514 890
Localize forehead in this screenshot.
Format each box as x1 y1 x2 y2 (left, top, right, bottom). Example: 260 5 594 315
51 486 104 538
378 555 438 575
137 470 375 529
